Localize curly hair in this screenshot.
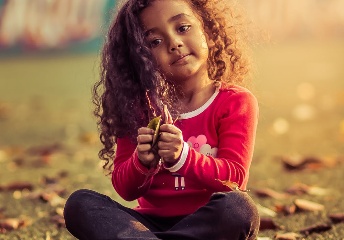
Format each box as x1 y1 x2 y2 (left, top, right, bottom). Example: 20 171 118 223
93 0 250 171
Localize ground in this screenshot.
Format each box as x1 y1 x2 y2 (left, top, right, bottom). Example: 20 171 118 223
0 39 343 239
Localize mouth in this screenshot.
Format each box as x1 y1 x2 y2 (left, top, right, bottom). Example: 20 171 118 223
171 54 191 65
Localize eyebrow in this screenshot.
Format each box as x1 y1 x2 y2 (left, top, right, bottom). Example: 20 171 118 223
144 13 192 37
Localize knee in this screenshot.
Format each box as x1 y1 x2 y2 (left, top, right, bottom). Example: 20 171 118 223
64 189 96 221
212 191 260 233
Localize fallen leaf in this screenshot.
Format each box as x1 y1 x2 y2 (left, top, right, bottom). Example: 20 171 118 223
274 203 297 215
255 188 289 199
0 218 23 230
259 217 279 230
280 155 337 171
0 217 31 233
307 186 328 196
50 215 65 228
329 212 344 223
216 179 249 192
294 199 324 212
40 192 66 207
257 203 277 217
27 143 62 165
55 207 64 216
130 220 149 232
275 232 302 240
280 155 323 170
0 181 34 192
27 143 62 156
41 175 59 185
299 223 332 235
285 183 328 196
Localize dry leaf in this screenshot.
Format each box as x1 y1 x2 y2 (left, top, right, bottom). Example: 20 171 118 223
255 188 289 199
147 116 161 147
257 203 277 217
0 218 24 230
274 203 297 215
280 155 337 171
40 192 66 207
0 181 34 192
259 217 279 230
163 105 173 124
294 199 324 212
299 223 332 235
280 155 323 170
50 215 65 228
216 179 249 192
275 232 302 240
0 217 31 233
329 212 344 223
307 186 328 196
285 183 328 196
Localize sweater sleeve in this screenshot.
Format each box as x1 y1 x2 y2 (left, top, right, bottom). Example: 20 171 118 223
111 137 158 201
174 90 259 191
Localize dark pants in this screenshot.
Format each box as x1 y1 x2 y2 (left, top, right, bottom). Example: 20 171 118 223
64 189 259 240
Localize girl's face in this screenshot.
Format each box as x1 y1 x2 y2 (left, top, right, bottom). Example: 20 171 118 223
140 0 210 83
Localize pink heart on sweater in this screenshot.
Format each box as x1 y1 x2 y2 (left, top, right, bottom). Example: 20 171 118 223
187 135 207 152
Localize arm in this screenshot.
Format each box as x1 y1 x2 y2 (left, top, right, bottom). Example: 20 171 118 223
111 136 159 201
166 91 259 191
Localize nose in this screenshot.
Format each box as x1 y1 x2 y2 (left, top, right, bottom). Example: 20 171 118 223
169 37 183 52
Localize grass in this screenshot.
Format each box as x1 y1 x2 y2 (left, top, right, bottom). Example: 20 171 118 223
0 39 343 239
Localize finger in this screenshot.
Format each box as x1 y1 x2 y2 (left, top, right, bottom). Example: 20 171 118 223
138 152 156 166
138 127 155 135
159 132 183 144
137 134 153 144
158 149 176 162
137 143 152 152
159 124 182 134
157 140 169 150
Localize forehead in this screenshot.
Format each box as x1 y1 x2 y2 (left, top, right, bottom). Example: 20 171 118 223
140 0 198 29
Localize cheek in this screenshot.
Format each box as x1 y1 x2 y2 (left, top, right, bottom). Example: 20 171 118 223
151 50 163 66
152 50 170 70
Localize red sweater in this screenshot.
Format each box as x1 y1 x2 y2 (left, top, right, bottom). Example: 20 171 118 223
112 85 259 217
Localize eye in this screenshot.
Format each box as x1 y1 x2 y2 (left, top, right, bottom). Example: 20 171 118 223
178 25 191 33
149 39 162 48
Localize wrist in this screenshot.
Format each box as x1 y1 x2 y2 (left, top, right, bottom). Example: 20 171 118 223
163 142 189 171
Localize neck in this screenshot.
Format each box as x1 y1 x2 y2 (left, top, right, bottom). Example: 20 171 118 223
177 79 216 113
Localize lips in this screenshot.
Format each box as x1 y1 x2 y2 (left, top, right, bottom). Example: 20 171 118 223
171 54 191 65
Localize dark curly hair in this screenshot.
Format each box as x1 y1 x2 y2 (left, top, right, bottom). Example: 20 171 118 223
93 0 250 171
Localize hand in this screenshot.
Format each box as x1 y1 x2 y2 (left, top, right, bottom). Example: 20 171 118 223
158 124 183 165
136 127 160 169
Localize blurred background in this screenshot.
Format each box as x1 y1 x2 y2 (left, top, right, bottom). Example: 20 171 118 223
0 0 343 239
0 0 343 155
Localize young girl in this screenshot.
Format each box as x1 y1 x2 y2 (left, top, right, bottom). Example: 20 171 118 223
64 0 260 239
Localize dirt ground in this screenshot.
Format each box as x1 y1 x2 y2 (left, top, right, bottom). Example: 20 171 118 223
0 39 343 239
